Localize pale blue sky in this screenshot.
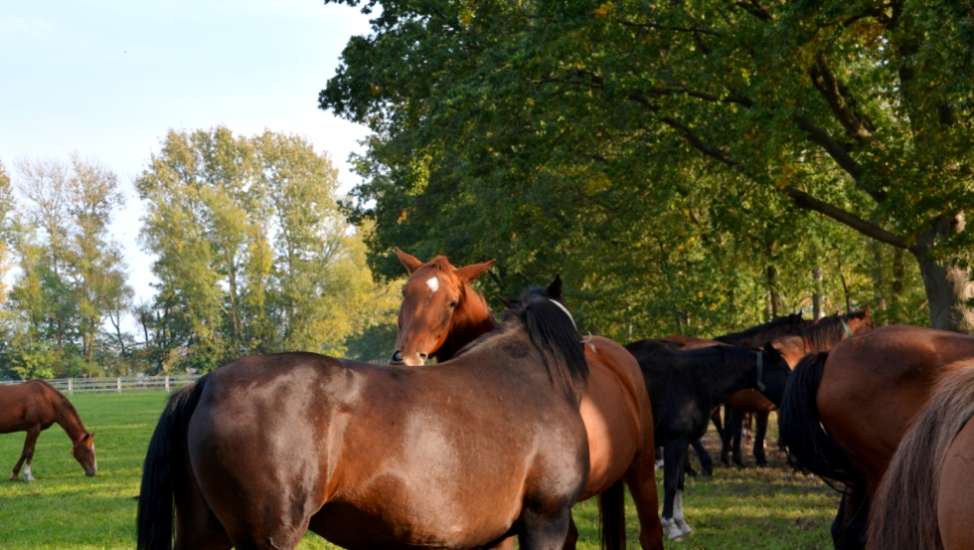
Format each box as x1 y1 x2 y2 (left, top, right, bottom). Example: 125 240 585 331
0 0 373 308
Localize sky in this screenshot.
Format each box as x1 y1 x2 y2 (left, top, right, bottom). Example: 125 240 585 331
0 0 373 311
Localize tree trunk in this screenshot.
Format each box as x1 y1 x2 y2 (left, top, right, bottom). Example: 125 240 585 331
812 265 823 320
912 214 974 333
890 248 905 322
913 252 974 332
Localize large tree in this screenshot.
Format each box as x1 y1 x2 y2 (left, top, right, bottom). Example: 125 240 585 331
322 0 972 333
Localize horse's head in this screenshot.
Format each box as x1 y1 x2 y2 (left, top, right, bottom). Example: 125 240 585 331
846 307 874 335
770 335 807 369
759 342 791 407
72 432 96 477
392 248 494 366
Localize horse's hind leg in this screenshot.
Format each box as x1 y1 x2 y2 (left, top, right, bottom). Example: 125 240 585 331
626 447 664 550
518 506 572 550
174 464 231 550
11 427 40 481
752 411 769 466
690 438 713 477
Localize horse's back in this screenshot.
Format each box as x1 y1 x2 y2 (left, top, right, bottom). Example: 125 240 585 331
0 381 57 433
820 326 974 488
580 336 652 496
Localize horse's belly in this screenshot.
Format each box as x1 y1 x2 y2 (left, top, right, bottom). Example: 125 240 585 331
310 492 516 549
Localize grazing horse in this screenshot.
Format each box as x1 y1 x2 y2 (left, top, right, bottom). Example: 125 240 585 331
779 325 974 550
391 248 663 550
868 362 974 550
624 340 791 540
0 380 97 480
138 283 591 550
719 311 874 467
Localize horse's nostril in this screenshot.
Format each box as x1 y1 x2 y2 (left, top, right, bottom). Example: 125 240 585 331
418 352 428 360
391 351 403 363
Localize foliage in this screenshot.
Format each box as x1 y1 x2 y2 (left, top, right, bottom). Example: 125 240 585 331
321 0 970 335
135 128 397 372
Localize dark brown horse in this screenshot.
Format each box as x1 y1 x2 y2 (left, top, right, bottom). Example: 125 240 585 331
138 283 591 550
719 310 874 467
391 249 662 550
779 325 974 549
0 380 97 480
868 362 974 550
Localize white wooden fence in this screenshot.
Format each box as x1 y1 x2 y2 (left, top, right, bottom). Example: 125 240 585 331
0 374 201 394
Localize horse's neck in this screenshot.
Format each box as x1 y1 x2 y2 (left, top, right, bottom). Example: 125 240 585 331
694 349 758 405
436 286 496 361
51 394 86 442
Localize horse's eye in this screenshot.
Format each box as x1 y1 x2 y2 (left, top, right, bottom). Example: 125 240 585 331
449 301 458 309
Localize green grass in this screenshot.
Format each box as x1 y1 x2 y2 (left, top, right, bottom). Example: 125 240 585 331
0 392 836 549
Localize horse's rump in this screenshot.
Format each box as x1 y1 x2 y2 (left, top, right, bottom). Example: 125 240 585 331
868 361 974 550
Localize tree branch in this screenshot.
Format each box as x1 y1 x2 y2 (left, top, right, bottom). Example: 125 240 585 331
792 115 862 179
783 186 908 249
808 53 875 142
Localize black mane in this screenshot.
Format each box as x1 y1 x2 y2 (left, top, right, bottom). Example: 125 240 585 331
505 287 588 383
715 313 806 346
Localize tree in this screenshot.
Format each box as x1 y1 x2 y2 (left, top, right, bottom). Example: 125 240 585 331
321 0 973 333
137 127 397 371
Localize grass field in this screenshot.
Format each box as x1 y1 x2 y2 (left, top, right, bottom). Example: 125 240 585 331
0 391 837 549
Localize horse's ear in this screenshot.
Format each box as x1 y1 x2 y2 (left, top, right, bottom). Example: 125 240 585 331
863 305 872 318
547 274 563 302
456 259 495 282
394 247 424 274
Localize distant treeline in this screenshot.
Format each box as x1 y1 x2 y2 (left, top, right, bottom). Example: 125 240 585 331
0 128 398 380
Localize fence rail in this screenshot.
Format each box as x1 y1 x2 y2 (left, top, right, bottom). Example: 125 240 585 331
0 374 201 394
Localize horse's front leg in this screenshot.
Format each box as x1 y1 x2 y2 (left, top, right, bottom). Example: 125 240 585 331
11 427 40 481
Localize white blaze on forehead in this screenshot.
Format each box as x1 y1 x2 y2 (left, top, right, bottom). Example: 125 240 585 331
426 276 440 293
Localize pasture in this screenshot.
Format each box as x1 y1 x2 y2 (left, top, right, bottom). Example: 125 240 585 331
0 391 836 549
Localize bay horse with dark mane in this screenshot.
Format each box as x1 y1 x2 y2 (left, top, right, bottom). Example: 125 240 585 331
138 282 591 550
0 380 97 481
779 325 974 549
868 361 974 550
624 339 792 540
391 249 662 550
717 310 873 468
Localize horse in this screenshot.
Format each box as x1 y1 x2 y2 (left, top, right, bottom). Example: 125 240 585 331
137 282 591 550
779 325 974 549
868 362 974 550
0 380 97 480
391 248 663 550
718 310 874 468
624 340 792 540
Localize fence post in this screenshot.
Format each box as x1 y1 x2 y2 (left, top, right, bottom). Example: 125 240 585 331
165 375 171 393
67 378 73 394
116 377 122 393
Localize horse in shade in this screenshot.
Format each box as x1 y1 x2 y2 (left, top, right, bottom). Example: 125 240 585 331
779 325 974 549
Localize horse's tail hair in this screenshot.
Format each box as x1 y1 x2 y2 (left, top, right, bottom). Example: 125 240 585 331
598 479 626 550
136 375 209 550
868 362 974 550
778 352 862 491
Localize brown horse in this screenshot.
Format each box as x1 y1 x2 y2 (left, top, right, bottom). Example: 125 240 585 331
868 362 974 550
138 282 591 550
0 380 97 480
779 325 974 549
391 249 663 550
717 310 874 467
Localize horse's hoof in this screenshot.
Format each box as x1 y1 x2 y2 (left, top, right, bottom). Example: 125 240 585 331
676 519 693 536
663 518 684 540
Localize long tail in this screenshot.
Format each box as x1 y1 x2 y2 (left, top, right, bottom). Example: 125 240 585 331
868 364 974 550
598 479 626 550
136 376 209 550
778 352 862 491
